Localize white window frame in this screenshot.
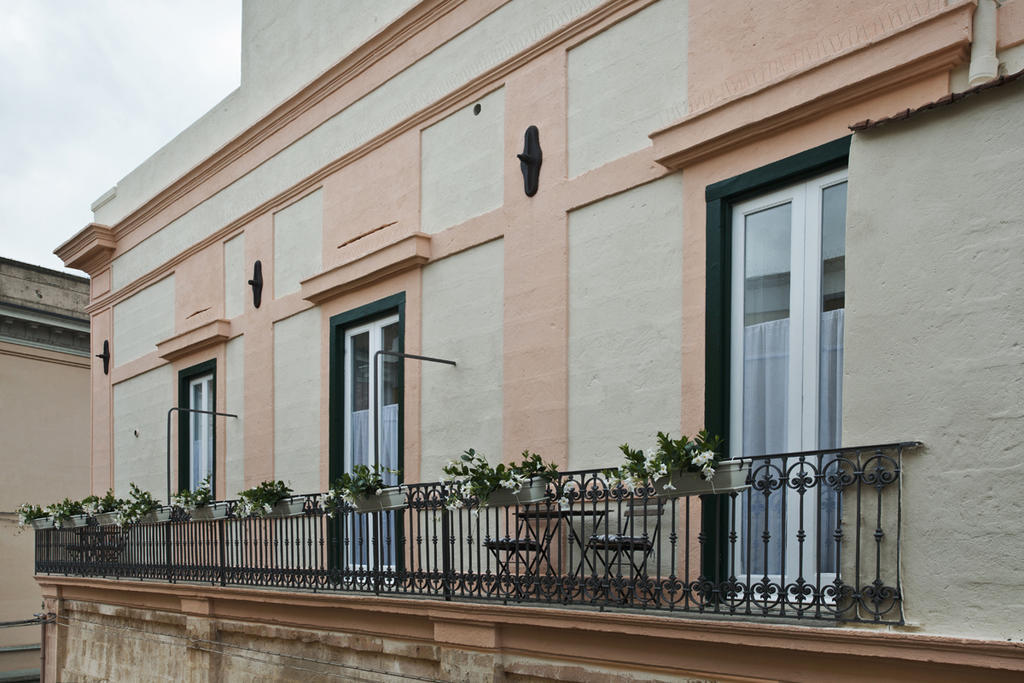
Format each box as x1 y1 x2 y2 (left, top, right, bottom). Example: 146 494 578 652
188 372 214 491
342 314 400 573
729 168 847 584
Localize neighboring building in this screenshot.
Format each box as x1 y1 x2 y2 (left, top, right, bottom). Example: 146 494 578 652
0 258 90 681
41 0 1024 680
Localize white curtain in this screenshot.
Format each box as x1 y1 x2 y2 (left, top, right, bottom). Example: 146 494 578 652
740 310 844 575
349 404 399 475
347 404 400 568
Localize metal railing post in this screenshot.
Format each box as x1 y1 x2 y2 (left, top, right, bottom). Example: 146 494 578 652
441 509 453 601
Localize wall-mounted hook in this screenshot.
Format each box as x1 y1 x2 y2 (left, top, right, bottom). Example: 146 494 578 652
248 260 263 308
517 125 542 197
96 339 110 375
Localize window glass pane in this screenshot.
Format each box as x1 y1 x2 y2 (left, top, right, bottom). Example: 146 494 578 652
819 181 846 452
744 203 791 326
740 203 791 575
821 182 846 313
349 331 370 471
189 375 213 489
379 322 400 484
742 202 791 457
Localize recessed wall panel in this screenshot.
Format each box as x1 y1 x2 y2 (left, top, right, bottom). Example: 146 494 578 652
273 308 321 493
274 189 323 298
113 364 174 498
225 335 245 497
420 239 504 481
224 234 245 319
568 175 683 469
568 0 687 176
112 275 175 366
421 88 505 234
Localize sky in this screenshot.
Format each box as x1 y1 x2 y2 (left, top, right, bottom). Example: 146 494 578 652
0 0 241 274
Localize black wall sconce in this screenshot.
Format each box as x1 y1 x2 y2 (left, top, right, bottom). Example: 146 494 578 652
96 339 110 375
517 125 542 197
248 260 263 308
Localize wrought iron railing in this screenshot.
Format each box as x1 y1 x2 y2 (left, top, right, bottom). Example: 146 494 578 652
35 442 919 624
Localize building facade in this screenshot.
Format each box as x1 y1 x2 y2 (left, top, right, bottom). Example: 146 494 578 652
1 258 90 681
41 0 1024 680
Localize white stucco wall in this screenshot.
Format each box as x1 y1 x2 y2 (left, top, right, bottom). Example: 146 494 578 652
273 308 321 493
241 0 417 116
108 0 604 290
273 189 323 298
112 275 175 366
420 239 504 482
225 335 245 497
568 175 683 469
224 234 245 319
845 83 1024 640
567 0 687 177
421 88 505 234
112 364 174 498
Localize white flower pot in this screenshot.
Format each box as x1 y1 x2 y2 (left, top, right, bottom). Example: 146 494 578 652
267 498 307 518
482 478 549 507
138 508 172 524
352 486 407 513
31 517 54 530
65 514 90 528
653 460 749 498
93 512 118 526
187 502 229 521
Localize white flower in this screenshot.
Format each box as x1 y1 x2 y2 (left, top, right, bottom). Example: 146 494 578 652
701 464 716 480
557 496 570 511
662 481 676 491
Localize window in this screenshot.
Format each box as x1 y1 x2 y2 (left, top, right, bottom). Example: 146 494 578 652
703 136 850 581
329 293 405 572
178 360 216 492
730 170 847 580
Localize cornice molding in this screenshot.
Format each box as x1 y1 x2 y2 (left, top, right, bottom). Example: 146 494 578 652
650 1 974 170
156 319 232 361
53 223 116 276
301 232 432 305
88 0 646 310
108 0 466 244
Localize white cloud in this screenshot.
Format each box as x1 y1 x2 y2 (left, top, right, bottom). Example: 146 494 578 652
0 0 241 274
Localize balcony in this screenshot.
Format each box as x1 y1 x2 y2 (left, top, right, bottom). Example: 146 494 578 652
35 442 917 625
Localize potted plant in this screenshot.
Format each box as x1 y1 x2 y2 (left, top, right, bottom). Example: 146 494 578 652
45 498 86 529
607 430 747 498
235 480 303 518
324 464 405 516
441 449 557 510
172 475 228 521
83 490 123 526
16 503 51 530
115 483 168 525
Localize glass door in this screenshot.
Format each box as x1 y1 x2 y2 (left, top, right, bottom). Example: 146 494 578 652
343 315 401 571
188 373 214 490
729 169 847 592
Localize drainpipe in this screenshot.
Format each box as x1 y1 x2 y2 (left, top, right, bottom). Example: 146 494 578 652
969 0 1001 86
